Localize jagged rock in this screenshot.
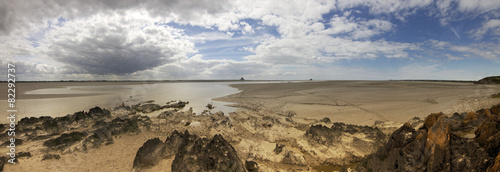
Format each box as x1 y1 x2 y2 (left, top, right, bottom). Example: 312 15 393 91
380 123 416 154
245 160 259 172
488 153 500 172
84 115 151 149
165 101 189 108
164 130 192 158
281 151 306 166
43 132 87 150
450 133 491 171
133 138 166 168
171 134 246 172
320 117 331 124
133 130 245 171
261 116 280 128
305 123 385 147
362 104 500 172
42 154 61 161
274 143 285 154
475 105 500 157
18 107 110 136
133 103 163 113
157 110 177 119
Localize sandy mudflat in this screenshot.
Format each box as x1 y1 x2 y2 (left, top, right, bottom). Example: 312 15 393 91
216 81 500 125
0 82 152 99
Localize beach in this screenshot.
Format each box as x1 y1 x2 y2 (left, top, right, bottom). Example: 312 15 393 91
217 81 500 125
3 80 500 172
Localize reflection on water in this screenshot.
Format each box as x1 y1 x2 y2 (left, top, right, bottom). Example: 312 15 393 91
0 82 263 123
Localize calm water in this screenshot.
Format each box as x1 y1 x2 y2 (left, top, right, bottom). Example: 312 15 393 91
0 82 278 123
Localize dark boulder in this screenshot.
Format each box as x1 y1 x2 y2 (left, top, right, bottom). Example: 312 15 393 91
245 160 259 172
320 117 331 124
164 130 192 158
133 138 167 168
171 134 246 172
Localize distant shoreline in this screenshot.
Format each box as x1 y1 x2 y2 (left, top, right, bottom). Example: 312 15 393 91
0 79 477 83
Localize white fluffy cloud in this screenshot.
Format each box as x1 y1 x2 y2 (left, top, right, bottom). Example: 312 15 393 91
470 19 500 39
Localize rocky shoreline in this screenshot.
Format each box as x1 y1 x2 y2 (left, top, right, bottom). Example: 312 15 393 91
1 99 500 171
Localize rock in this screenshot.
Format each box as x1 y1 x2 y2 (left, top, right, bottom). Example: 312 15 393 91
475 108 500 157
380 123 416 155
281 151 306 166
320 117 331 124
262 116 280 128
274 143 285 154
362 104 500 171
165 101 189 108
157 110 177 119
171 134 246 172
133 103 163 113
450 133 491 171
84 115 151 149
133 130 245 171
18 152 32 159
206 103 214 110
133 138 166 168
43 132 87 150
245 160 259 172
488 153 500 172
42 154 61 161
305 123 385 146
164 130 192 158
0 156 6 171
2 139 23 146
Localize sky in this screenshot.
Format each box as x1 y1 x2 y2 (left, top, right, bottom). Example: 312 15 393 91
0 0 499 81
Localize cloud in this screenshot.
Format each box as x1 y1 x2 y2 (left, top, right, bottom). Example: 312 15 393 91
429 39 500 60
470 19 500 39
0 0 233 36
326 13 394 39
39 11 196 75
457 0 500 13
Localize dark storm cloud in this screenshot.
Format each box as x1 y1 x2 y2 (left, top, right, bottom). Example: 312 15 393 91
40 13 196 75
51 41 176 75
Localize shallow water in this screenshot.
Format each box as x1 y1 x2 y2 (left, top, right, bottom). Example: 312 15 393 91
0 81 275 123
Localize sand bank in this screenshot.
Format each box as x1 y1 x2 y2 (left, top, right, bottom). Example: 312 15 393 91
216 81 500 125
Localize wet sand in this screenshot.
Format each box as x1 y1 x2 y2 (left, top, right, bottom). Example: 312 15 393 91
0 82 152 99
216 81 500 125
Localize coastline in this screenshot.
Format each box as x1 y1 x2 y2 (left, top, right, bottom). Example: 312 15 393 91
215 80 500 125
2 80 500 171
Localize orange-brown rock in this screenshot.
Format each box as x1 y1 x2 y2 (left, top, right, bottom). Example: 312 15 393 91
487 153 500 172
